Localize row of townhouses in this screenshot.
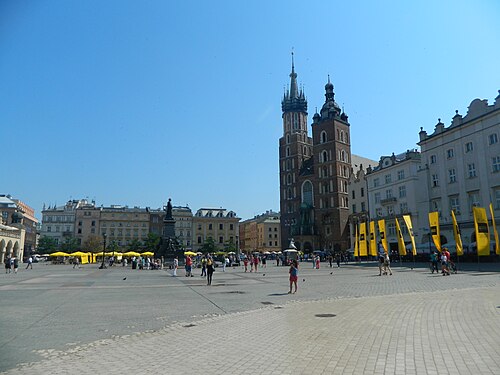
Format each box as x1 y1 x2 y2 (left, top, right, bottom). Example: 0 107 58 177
278 58 499 254
39 200 240 253
350 93 500 254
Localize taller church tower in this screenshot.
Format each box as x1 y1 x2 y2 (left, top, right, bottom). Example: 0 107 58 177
279 58 352 253
279 55 314 250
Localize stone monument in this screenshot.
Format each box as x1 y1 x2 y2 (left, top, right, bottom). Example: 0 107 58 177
156 198 178 260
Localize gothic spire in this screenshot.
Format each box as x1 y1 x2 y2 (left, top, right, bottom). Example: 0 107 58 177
289 51 298 99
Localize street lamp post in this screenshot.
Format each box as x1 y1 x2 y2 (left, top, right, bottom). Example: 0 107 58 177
99 233 107 269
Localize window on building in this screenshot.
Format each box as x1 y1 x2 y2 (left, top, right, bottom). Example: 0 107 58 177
398 185 406 198
361 188 364 197
219 236 223 244
448 169 456 183
374 178 380 187
376 208 383 217
400 202 408 213
430 155 437 164
361 202 366 212
494 188 500 209
374 192 381 203
492 156 500 173
450 196 460 215
321 131 327 143
388 222 396 236
78 221 82 226
78 228 82 234
468 163 476 178
47 226 51 232
432 174 439 187
91 220 95 227
230 224 234 231
352 190 355 199
387 206 394 216
386 189 393 199
385 174 392 184
208 224 213 230
322 150 328 163
352 204 357 214
468 191 480 210
397 170 405 180
302 180 313 206
197 236 202 244
431 199 441 213
489 133 498 145
465 142 473 152
446 148 454 159
219 223 223 230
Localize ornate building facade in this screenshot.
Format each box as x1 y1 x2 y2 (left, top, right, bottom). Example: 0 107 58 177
279 58 352 253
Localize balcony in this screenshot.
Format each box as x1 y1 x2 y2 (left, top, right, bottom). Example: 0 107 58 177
380 197 397 205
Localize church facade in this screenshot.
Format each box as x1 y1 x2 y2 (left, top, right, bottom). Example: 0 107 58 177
279 58 352 253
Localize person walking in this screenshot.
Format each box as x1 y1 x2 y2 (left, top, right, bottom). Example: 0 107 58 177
5 256 11 273
315 255 320 270
430 251 439 274
276 256 280 267
383 253 393 275
73 257 80 269
253 255 259 272
185 255 193 277
336 254 341 268
172 257 178 277
206 255 214 285
243 256 248 272
200 256 207 277
288 259 299 294
222 255 226 272
26 256 33 269
13 257 19 274
378 253 385 276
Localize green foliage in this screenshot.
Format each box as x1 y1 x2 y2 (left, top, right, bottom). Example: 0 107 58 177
128 238 143 251
60 237 79 253
107 240 119 253
143 233 160 251
199 237 218 253
223 239 237 253
37 236 58 254
82 235 104 253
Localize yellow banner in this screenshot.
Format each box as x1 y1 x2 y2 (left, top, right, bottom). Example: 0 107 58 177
473 206 490 256
451 210 463 256
369 221 377 256
428 211 441 252
402 215 416 256
378 219 388 254
359 222 368 256
489 204 499 255
354 224 359 257
395 218 407 256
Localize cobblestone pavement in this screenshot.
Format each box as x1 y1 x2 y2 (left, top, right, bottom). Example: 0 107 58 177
1 262 499 374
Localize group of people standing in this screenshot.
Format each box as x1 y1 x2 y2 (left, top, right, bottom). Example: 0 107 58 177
378 253 393 276
172 254 215 285
430 247 454 276
242 254 263 272
4 256 19 274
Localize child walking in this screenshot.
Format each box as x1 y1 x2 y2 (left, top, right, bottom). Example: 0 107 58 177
288 259 299 294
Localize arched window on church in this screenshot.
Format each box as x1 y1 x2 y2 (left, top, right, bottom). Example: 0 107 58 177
322 166 327 178
287 188 293 200
322 150 328 163
301 180 313 207
303 146 307 156
287 174 292 185
293 113 298 130
340 131 344 142
321 131 327 144
286 147 290 157
286 134 290 144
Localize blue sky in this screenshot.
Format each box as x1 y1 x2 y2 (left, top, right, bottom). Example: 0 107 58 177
1 0 499 220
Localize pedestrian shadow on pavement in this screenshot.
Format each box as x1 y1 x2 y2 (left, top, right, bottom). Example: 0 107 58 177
268 293 290 296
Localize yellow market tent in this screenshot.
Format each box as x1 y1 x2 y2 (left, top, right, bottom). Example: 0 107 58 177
50 252 70 257
122 251 141 257
70 251 90 264
141 251 154 256
184 251 197 256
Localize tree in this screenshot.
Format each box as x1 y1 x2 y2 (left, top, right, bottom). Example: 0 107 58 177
199 237 217 254
143 233 160 252
224 239 237 253
60 237 79 253
107 240 119 254
37 236 58 254
83 235 104 253
128 238 143 251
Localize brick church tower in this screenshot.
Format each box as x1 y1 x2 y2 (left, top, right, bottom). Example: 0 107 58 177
279 57 351 253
